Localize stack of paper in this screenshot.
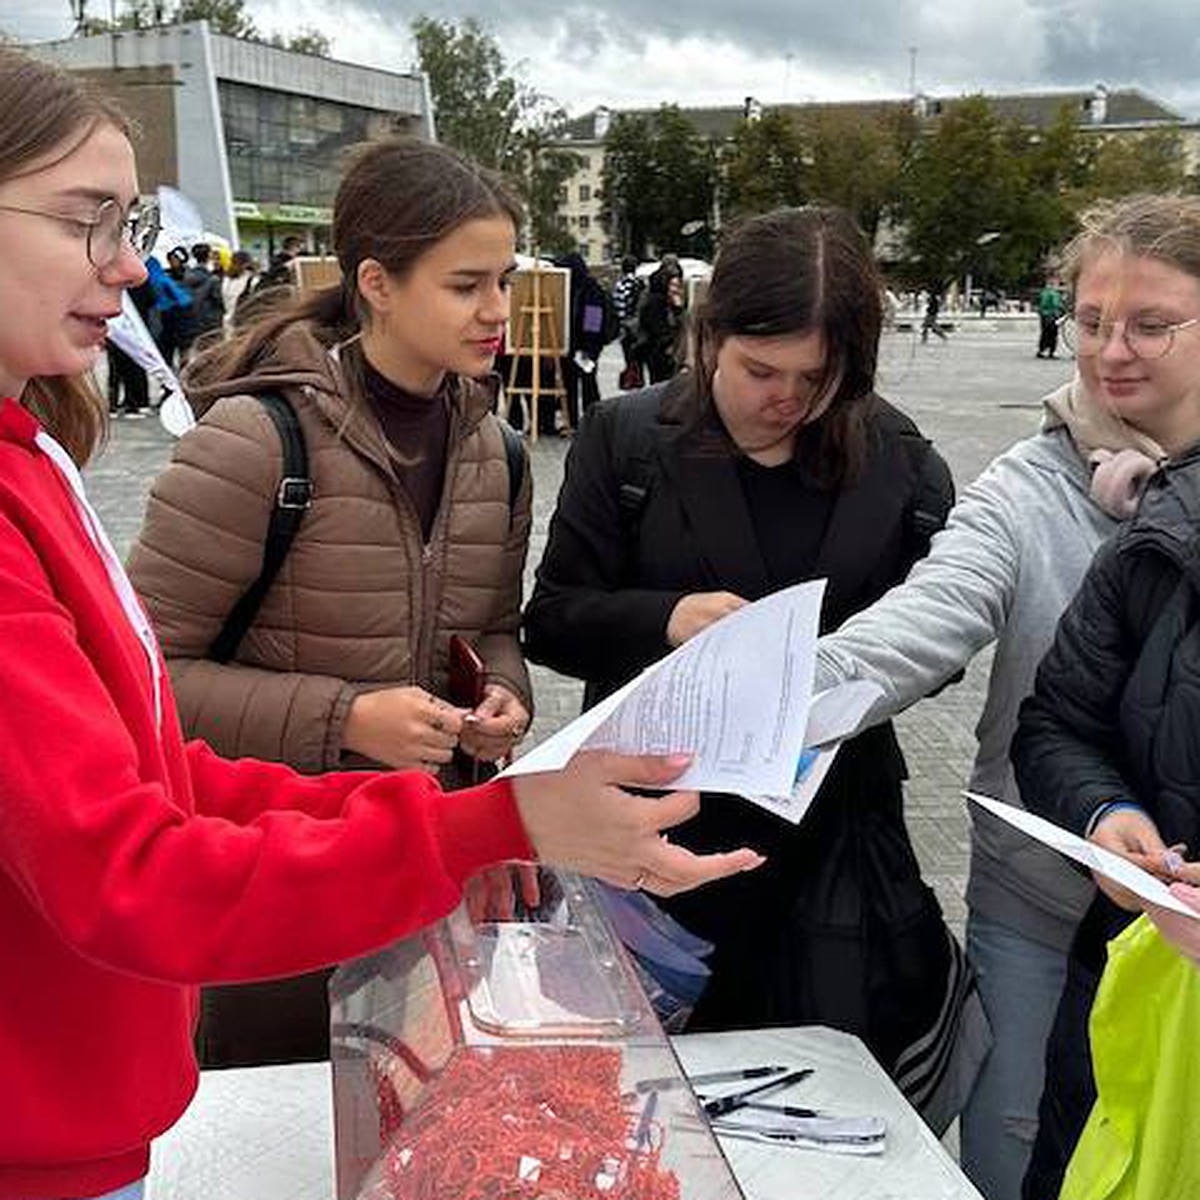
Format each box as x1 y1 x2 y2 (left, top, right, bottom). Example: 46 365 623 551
504 579 882 823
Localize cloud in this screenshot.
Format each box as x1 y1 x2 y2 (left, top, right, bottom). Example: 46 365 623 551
9 0 1200 116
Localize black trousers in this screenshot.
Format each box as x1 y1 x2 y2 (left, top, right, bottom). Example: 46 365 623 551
106 343 149 413
1038 315 1059 357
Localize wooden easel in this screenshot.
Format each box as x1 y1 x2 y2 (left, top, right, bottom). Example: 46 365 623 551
505 266 568 443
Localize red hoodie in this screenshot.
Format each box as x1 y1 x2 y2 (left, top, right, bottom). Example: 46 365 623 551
0 399 534 1199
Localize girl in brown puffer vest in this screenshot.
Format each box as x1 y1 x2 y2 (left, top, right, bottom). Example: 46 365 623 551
127 137 536 1068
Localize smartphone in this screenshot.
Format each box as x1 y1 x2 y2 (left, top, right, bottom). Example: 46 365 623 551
448 634 486 711
448 635 487 784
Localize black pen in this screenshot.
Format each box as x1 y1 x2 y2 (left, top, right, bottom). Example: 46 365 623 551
632 1064 789 1095
701 1067 814 1118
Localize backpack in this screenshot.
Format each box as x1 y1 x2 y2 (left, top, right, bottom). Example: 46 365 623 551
208 394 526 663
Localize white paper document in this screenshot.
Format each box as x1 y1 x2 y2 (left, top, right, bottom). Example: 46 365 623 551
965 791 1200 919
503 580 827 798
749 680 886 824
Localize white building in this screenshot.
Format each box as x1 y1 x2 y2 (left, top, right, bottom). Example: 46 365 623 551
32 21 433 259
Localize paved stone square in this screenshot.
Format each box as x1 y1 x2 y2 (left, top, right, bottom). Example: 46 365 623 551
89 314 1065 936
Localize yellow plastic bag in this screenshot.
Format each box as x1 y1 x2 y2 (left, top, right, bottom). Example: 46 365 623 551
1060 915 1200 1200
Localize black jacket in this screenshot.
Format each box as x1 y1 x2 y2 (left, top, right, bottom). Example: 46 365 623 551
525 379 953 701
1014 444 1200 957
523 379 959 1058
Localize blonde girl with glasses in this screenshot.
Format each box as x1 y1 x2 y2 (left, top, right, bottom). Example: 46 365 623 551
814 193 1200 1200
0 48 760 1200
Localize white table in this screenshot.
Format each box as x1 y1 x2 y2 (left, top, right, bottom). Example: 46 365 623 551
148 1026 981 1199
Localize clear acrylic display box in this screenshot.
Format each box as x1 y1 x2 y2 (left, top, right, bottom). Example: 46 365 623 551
330 865 743 1200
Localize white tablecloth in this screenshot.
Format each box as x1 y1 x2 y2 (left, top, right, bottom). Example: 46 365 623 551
148 1025 982 1199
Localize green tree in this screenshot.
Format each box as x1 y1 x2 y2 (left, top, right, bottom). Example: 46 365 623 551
508 118 578 254
998 105 1091 287
894 96 1027 290
800 109 905 242
173 0 257 37
411 15 578 254
721 109 809 219
601 106 717 258
1085 128 1187 199
77 0 332 54
412 15 522 171
268 28 333 57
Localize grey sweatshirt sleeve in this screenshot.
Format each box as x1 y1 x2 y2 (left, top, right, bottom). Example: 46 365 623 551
816 455 1020 727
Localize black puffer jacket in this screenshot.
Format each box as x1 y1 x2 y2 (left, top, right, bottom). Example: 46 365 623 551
1014 442 1200 955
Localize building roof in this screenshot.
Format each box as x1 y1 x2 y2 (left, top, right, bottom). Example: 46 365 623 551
554 87 1188 146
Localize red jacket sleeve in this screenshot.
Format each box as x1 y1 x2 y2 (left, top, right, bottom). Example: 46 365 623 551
0 513 534 986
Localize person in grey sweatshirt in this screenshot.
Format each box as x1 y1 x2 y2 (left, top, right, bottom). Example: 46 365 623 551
815 368 1164 1200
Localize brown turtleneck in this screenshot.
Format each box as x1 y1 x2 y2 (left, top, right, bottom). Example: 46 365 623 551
362 359 450 541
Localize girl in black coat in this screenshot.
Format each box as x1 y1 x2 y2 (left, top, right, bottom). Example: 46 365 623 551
1012 194 1200 1200
524 207 983 1131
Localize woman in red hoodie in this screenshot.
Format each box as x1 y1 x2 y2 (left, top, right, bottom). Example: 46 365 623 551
0 49 762 1200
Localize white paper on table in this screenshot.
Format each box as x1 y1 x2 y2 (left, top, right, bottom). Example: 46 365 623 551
965 791 1200 919
502 579 827 798
747 680 885 824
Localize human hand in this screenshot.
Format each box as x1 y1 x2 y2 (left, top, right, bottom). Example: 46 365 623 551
512 750 766 897
1145 883 1200 965
342 686 466 771
666 591 747 647
464 862 542 923
459 683 530 764
1089 807 1169 911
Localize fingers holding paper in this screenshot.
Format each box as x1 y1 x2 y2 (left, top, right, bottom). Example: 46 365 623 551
1089 808 1170 911
511 749 766 898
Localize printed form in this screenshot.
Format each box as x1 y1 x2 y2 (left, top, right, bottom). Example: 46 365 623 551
504 580 828 799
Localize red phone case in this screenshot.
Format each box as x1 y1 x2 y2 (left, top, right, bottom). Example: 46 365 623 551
448 635 486 709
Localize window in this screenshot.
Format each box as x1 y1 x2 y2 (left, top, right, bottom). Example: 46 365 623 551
579 183 591 203
578 214 590 231
218 81 398 206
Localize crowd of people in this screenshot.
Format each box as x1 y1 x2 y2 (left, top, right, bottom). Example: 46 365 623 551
4 41 1200 1200
106 235 306 416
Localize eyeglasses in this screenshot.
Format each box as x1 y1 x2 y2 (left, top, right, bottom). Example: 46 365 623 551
1059 312 1200 360
0 196 160 268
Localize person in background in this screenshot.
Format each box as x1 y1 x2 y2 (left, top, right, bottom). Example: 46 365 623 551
182 241 224 351
164 245 200 362
257 232 305 291
1036 277 1065 358
921 286 949 342
612 253 646 390
524 207 985 1133
555 251 617 427
1012 195 1200 1200
106 272 155 417
636 257 685 382
0 48 764 1200
220 248 256 331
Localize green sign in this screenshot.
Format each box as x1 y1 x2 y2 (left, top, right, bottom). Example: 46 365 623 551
233 200 332 225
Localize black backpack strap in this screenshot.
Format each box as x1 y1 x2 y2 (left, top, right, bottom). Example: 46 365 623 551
499 418 524 528
903 433 955 563
208 391 312 664
604 394 660 560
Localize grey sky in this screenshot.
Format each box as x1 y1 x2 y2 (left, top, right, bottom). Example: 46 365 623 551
6 0 1200 118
